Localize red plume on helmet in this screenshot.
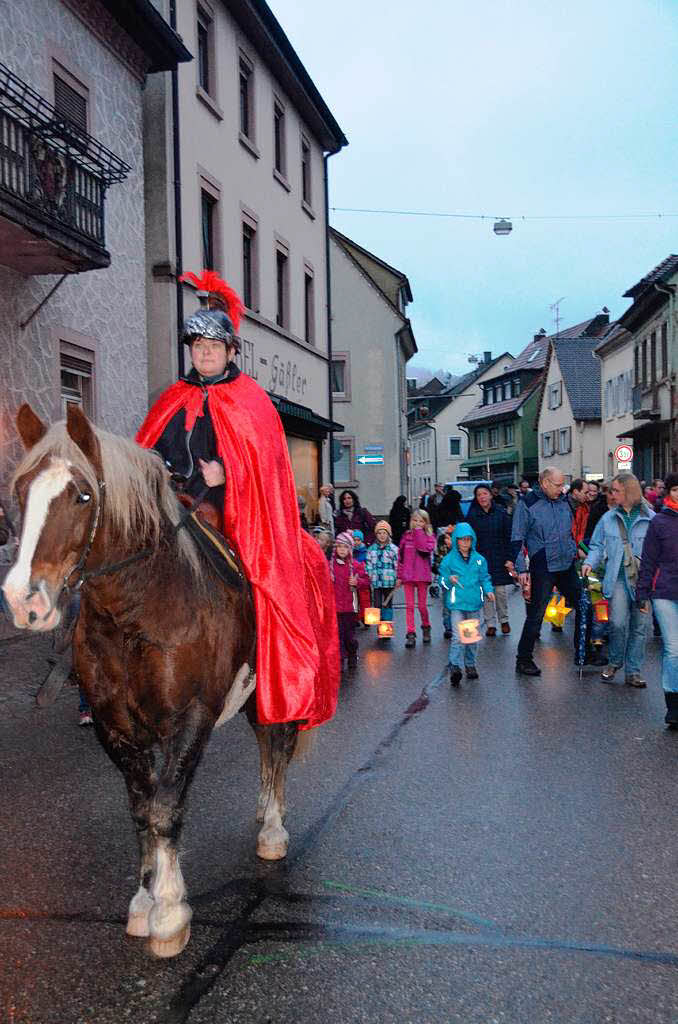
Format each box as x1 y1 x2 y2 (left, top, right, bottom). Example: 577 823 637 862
178 270 245 332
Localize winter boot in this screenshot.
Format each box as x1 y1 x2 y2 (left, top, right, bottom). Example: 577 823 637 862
405 632 416 649
449 666 462 687
664 692 678 728
422 626 431 644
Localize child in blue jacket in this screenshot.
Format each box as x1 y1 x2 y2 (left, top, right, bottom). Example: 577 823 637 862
439 522 495 686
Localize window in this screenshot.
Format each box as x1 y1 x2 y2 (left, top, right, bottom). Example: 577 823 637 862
483 387 491 406
333 437 354 484
504 423 514 446
541 431 555 457
512 377 521 397
301 135 312 206
494 386 501 404
273 100 286 177
634 346 640 385
650 330 657 383
473 430 484 451
239 55 254 140
641 338 647 384
275 246 289 328
488 427 498 448
61 351 93 418
661 322 668 378
201 189 217 269
548 381 562 409
196 7 213 95
304 268 315 345
331 354 349 399
604 379 614 419
53 64 88 133
448 436 461 457
558 427 572 454
242 222 256 310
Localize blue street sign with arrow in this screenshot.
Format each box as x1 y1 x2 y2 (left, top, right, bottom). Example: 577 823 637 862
356 454 384 465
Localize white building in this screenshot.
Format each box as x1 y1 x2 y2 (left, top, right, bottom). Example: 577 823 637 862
329 229 416 516
144 0 347 509
0 0 189 491
594 323 634 479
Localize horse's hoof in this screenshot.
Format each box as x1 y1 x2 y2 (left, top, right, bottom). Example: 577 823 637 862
148 923 191 958
126 911 151 938
256 828 289 861
126 887 153 937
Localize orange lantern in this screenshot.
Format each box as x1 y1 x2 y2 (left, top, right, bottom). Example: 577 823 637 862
458 618 481 644
544 594 572 627
377 621 394 638
364 607 381 626
594 599 609 623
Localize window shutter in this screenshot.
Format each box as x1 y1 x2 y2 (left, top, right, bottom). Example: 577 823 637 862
54 74 87 131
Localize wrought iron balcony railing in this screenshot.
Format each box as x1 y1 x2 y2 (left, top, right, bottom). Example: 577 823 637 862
0 61 130 264
631 383 660 420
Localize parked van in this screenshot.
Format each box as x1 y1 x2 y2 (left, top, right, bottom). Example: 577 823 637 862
444 479 492 516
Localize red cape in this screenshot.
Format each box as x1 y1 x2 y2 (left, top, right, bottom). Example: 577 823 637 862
136 374 339 729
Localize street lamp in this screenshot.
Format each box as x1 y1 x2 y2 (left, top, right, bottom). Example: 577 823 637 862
493 218 512 236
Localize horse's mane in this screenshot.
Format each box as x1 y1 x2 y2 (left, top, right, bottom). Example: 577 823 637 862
12 421 203 579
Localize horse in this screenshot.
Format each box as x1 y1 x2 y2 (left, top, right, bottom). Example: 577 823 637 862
3 402 306 958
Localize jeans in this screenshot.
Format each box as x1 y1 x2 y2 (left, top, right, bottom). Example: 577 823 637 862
517 563 583 661
337 612 358 659
442 606 451 632
483 585 509 627
652 599 678 692
448 609 479 669
403 582 430 632
608 580 648 675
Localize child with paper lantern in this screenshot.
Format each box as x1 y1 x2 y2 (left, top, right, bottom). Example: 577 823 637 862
330 531 370 671
366 521 399 626
439 523 495 687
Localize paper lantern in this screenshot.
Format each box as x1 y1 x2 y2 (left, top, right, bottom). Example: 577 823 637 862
594 599 609 623
544 594 572 628
377 621 394 638
364 607 381 626
458 618 481 644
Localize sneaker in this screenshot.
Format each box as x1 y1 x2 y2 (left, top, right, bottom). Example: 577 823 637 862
405 632 416 649
625 673 647 688
501 622 511 635
79 709 94 727
516 659 541 676
486 626 497 637
443 629 453 640
449 666 462 687
465 666 479 680
422 626 431 644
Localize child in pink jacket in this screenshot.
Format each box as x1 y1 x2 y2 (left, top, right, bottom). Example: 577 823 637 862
398 509 436 648
331 531 370 670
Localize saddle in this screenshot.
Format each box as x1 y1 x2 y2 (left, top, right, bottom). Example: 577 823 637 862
177 495 245 591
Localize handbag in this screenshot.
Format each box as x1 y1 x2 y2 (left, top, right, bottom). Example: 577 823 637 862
615 516 640 585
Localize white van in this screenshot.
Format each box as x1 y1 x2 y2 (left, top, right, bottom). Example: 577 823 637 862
444 479 493 516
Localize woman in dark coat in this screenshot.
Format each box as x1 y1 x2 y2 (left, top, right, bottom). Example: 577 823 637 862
388 495 410 546
465 484 514 635
334 489 375 545
435 488 464 531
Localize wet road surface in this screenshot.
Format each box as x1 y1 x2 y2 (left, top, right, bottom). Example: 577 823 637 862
1 588 677 1023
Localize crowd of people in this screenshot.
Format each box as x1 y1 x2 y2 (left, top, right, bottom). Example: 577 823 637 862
307 472 678 728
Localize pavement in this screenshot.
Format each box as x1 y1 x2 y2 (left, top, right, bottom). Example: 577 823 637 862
1 587 677 1023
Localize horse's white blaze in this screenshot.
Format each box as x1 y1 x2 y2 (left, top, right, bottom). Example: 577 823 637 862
4 458 73 603
214 663 255 728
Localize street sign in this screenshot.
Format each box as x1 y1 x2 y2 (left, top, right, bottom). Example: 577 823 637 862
364 443 384 453
614 443 633 464
356 454 384 465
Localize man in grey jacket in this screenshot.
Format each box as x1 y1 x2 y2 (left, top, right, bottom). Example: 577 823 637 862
511 467 590 676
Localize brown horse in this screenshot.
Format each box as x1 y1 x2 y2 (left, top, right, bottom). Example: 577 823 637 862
3 403 304 957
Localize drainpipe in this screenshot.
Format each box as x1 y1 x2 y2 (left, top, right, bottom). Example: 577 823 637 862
169 0 184 378
427 421 438 485
654 281 677 472
324 153 334 485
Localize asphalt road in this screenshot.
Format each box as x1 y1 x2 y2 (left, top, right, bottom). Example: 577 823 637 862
1 588 677 1024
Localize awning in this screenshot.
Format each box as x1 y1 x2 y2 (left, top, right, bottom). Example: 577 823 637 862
268 394 343 435
617 419 671 439
461 450 519 469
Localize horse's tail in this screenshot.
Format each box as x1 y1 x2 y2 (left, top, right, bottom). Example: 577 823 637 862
293 727 316 762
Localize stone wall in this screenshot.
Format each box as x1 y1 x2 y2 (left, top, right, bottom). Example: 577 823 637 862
0 0 148 495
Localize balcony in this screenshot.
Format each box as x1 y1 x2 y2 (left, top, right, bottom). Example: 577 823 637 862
0 62 130 275
631 383 660 421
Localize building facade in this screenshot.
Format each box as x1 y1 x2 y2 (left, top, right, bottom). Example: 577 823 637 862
616 255 678 481
144 0 347 511
594 323 634 479
329 229 416 516
0 0 189 493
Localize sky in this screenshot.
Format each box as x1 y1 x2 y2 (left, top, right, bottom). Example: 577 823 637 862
269 0 677 376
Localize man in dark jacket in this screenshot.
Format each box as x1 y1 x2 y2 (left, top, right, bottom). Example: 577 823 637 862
583 480 608 545
466 485 514 635
511 467 587 676
637 472 678 725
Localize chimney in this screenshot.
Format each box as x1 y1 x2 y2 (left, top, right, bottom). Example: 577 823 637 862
585 311 610 336
483 350 492 364
533 328 547 343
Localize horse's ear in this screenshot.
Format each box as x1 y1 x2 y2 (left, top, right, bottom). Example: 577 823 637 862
66 404 102 474
17 404 47 450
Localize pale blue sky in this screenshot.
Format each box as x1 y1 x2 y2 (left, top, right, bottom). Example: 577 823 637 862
270 0 677 374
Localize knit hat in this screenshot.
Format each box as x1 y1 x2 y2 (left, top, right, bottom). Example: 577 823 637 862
375 520 392 537
352 529 365 544
335 531 354 550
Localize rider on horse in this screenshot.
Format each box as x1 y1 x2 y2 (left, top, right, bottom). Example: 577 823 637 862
136 272 339 729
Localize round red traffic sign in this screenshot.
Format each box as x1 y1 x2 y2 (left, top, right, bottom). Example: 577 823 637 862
614 443 633 463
